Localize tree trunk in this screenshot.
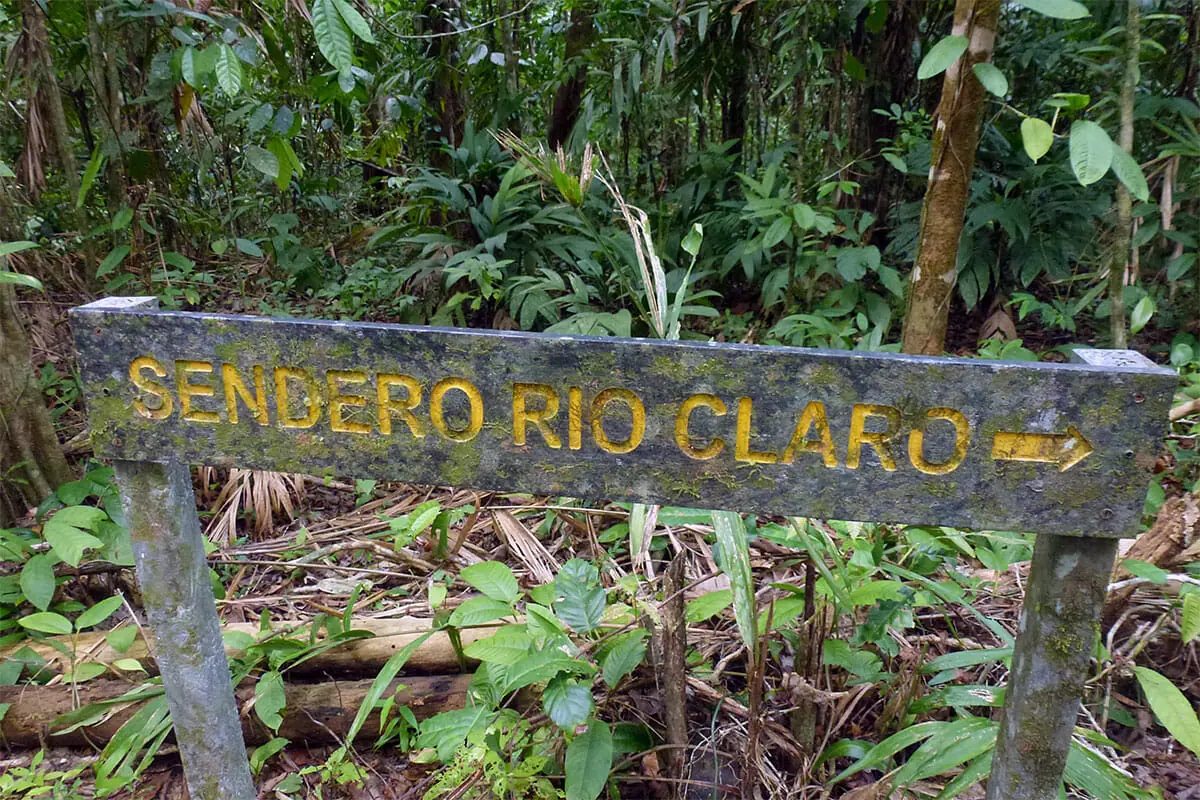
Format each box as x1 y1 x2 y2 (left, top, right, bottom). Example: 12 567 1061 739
547 4 595 149
424 0 466 173
722 4 754 159
0 284 73 526
85 0 127 212
900 0 1000 356
20 0 81 218
1110 0 1139 349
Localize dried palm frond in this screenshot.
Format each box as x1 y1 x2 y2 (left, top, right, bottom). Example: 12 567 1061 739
204 468 305 544
492 510 559 584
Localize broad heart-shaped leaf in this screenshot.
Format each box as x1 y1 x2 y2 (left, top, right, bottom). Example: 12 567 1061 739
712 511 756 652
1183 593 1200 643
332 0 375 43
460 561 520 604
1020 117 1054 163
565 720 612 800
19 555 56 611
917 35 967 81
75 595 124 631
215 44 242 96
1069 121 1113 187
1014 0 1089 19
312 0 353 75
599 630 647 687
1134 666 1200 759
43 506 106 567
555 559 606 633
255 670 287 732
462 626 533 665
1110 147 1150 202
19 611 72 636
544 677 594 729
971 62 1008 97
448 596 515 627
245 145 280 179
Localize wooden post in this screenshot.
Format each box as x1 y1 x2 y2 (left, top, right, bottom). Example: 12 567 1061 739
115 459 254 800
985 534 1117 800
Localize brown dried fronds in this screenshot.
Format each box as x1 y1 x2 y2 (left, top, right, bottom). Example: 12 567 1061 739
204 468 305 544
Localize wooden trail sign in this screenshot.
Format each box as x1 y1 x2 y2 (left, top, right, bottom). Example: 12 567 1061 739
74 301 1172 537
70 297 1176 800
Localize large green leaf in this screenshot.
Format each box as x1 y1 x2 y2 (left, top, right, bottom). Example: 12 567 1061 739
0 271 43 290
1069 121 1113 187
554 559 606 633
417 706 495 762
448 597 515 627
1015 0 1089 19
255 670 286 732
599 630 647 687
19 611 73 636
215 44 242 96
1130 296 1155 335
1020 117 1054 162
544 677 594 729
460 561 520 604
712 511 756 651
76 595 124 631
1110 147 1149 202
971 63 1008 97
312 0 353 76
502 647 593 693
332 0 375 43
0 241 39 257
917 35 968 81
1182 593 1200 643
96 245 131 279
244 145 279 179
1134 666 1200 758
565 721 612 800
43 506 106 567
19 555 56 611
462 626 532 665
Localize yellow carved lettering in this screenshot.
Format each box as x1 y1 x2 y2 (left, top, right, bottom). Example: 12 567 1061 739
847 403 901 470
591 388 645 454
735 397 777 464
129 356 174 420
568 387 583 450
908 407 970 475
675 393 727 460
274 367 323 429
221 363 268 425
328 370 371 434
430 377 483 442
513 383 561 448
175 360 220 424
781 401 838 467
377 374 424 438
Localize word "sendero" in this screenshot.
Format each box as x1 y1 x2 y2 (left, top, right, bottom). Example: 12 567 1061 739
127 356 972 475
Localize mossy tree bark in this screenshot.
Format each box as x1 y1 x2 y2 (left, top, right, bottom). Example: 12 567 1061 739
424 0 466 173
0 284 73 526
547 3 595 150
900 0 1000 356
1110 0 1139 350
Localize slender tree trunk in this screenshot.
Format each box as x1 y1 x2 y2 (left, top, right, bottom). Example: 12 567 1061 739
723 5 753 159
20 0 82 219
547 4 595 149
1110 0 1139 349
0 285 73 527
424 0 465 173
85 0 127 212
900 0 1000 355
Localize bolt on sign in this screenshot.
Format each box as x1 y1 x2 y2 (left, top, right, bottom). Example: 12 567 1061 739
75 300 1173 537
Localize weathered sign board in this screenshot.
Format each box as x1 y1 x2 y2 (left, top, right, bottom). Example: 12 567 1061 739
69 297 1177 800
74 299 1173 537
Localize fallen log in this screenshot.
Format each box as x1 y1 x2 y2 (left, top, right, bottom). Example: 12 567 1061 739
1 617 492 678
0 674 472 747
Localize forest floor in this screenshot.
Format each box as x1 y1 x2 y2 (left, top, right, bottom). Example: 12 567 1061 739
4 295 1200 800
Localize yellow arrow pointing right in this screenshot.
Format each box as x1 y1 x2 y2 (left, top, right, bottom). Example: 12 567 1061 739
991 425 1094 472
